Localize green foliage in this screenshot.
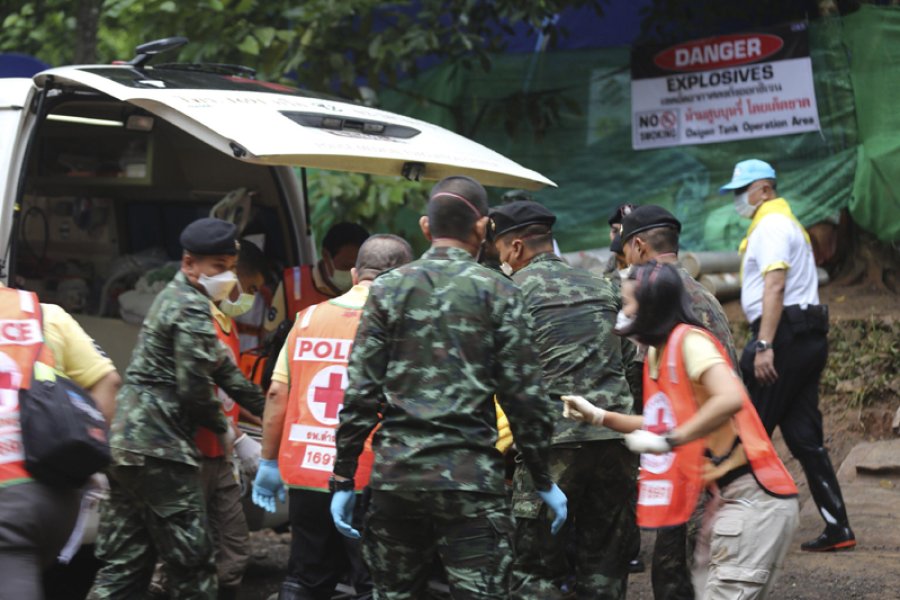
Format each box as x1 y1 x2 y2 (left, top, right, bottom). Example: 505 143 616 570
821 319 899 408
0 0 603 98
306 170 431 256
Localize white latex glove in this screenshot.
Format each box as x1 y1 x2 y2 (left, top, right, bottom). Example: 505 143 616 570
624 429 672 454
561 395 606 426
234 433 261 476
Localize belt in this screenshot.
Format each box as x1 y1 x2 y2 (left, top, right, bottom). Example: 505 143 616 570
716 464 753 490
751 304 829 336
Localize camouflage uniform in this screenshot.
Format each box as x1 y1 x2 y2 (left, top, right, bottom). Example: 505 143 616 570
89 272 264 600
509 253 638 600
334 246 554 600
650 264 738 600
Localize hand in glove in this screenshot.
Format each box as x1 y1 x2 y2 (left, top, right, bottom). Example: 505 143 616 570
330 490 361 539
537 483 568 536
234 433 261 476
624 429 673 455
561 395 606 426
251 459 286 513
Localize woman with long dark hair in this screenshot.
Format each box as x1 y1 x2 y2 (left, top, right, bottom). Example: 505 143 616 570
563 261 799 599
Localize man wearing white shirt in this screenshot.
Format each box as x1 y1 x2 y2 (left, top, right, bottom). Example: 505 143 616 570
721 159 854 553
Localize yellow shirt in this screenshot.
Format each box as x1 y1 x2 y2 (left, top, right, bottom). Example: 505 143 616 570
42 303 116 389
271 285 370 386
647 330 725 384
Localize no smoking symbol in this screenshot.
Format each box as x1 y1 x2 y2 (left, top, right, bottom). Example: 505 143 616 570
661 111 677 129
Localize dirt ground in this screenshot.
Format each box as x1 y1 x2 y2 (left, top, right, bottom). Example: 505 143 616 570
238 280 900 600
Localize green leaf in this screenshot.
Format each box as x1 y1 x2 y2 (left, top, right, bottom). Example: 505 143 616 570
159 1 177 13
255 26 276 47
237 34 260 56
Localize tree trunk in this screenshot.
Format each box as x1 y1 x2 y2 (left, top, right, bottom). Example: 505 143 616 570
73 0 102 64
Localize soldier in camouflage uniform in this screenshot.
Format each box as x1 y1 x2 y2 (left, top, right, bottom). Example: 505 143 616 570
491 201 638 600
619 206 739 600
332 176 566 600
89 218 265 600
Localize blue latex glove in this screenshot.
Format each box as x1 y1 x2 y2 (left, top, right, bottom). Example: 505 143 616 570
330 490 361 539
538 483 568 535
252 459 285 513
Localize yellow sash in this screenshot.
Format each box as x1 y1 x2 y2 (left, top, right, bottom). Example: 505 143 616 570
738 198 810 255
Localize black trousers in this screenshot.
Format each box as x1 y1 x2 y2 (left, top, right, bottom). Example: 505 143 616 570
285 488 372 600
741 306 850 529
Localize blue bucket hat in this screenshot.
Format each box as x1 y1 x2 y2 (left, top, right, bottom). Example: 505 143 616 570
719 159 776 194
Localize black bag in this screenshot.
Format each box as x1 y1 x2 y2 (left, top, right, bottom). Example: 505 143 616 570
19 370 111 488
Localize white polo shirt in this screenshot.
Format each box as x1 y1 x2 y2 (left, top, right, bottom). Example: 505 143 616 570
741 213 818 324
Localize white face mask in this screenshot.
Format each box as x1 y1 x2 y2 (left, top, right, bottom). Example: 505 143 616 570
199 271 238 302
500 262 514 277
618 266 632 280
219 292 255 317
330 269 353 293
614 309 635 333
734 191 757 219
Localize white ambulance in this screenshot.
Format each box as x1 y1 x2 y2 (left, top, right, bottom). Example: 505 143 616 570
0 39 553 542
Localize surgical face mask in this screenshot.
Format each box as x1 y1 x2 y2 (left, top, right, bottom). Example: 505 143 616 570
199 271 238 302
219 292 255 317
500 262 514 277
733 190 757 219
614 309 635 334
330 269 353 293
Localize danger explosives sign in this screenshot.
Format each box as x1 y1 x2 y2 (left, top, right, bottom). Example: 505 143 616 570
631 22 820 150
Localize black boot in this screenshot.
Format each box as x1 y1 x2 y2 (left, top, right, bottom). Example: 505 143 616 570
798 448 856 551
801 525 856 552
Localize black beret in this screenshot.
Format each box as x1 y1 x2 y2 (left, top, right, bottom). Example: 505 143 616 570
490 200 556 239
180 217 240 256
610 234 624 255
608 203 636 226
620 205 682 241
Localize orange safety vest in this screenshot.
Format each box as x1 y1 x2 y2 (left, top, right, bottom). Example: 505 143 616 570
637 324 797 529
195 312 243 458
0 289 55 486
278 297 375 492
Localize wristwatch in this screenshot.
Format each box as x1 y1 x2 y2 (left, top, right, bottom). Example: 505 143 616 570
328 476 355 493
755 340 772 353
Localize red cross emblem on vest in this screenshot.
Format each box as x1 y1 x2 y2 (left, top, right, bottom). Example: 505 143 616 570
313 372 345 420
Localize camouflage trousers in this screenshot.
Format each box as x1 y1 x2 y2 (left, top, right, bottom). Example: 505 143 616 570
510 441 639 600
362 489 513 600
88 456 216 600
651 498 704 600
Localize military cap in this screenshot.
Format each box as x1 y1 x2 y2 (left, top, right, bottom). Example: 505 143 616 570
490 200 556 239
180 217 240 255
608 203 636 226
620 205 682 242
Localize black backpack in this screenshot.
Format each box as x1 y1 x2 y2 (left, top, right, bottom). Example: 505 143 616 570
18 312 111 488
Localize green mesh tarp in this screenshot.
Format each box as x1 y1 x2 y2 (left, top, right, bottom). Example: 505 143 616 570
380 11 899 251
844 5 900 243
